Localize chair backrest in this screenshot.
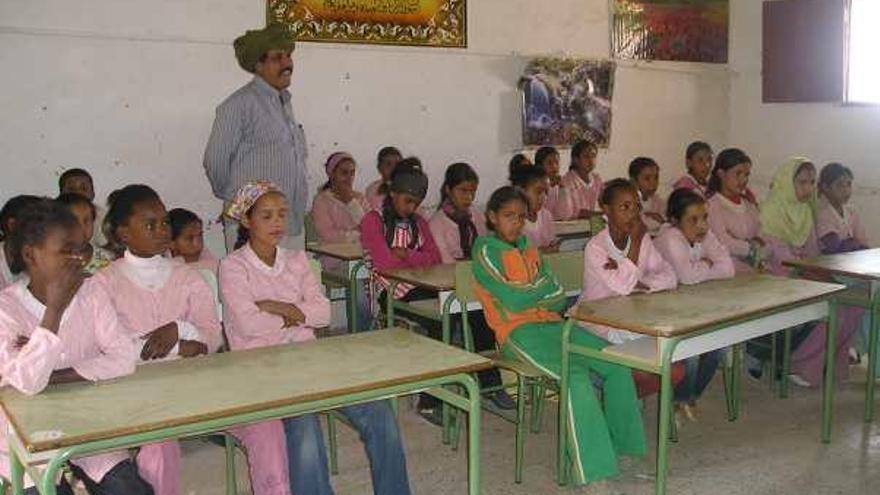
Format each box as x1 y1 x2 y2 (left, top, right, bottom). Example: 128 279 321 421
304 212 318 245
197 268 222 320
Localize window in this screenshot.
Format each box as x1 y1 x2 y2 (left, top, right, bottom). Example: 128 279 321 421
847 0 880 104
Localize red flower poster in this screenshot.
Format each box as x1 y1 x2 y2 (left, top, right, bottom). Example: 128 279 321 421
612 0 728 63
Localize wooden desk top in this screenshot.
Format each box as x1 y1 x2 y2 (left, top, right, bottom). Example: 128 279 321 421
378 264 456 292
784 249 880 281
554 219 592 238
568 274 845 338
1 329 489 453
306 242 363 261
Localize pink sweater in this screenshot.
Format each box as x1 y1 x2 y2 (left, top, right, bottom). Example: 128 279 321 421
310 189 371 272
671 174 706 197
523 207 557 249
219 244 331 349
763 230 820 277
816 196 869 253
0 244 15 291
581 228 678 344
428 207 487 263
365 179 386 211
653 226 734 285
640 192 666 235
706 194 762 273
94 254 223 353
0 279 136 484
360 210 442 271
546 183 573 220
561 170 603 219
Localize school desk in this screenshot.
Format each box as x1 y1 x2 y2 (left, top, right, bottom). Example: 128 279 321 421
306 241 365 332
784 248 880 422
553 218 598 252
1 329 490 495
559 274 845 495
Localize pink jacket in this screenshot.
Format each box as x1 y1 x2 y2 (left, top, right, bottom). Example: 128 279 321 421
523 208 557 249
428 207 487 263
816 196 869 253
546 183 573 220
365 179 386 210
174 249 219 275
671 174 706 197
763 229 820 276
310 189 371 272
0 279 136 483
219 244 331 349
653 226 735 285
706 194 762 273
640 192 666 235
581 228 678 344
0 244 15 291
360 210 442 271
561 170 603 219
94 255 223 353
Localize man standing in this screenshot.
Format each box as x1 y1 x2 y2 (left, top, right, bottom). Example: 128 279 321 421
204 24 309 252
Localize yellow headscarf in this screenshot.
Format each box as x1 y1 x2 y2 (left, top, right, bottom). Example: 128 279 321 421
759 157 817 246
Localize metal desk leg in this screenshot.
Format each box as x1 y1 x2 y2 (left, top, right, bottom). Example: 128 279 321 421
9 446 24 495
822 299 838 443
866 283 879 422
655 342 675 495
347 261 364 333
780 328 793 398
557 319 574 486
386 281 397 327
730 343 742 421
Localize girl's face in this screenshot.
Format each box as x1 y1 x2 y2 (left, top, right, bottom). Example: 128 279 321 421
687 149 713 184
676 202 710 244
447 180 478 211
573 147 597 177
717 162 751 197
68 203 95 243
635 166 660 198
541 153 561 177
331 160 357 193
602 188 641 235
522 178 549 214
61 175 95 201
389 191 422 218
23 225 82 282
242 192 288 247
378 154 401 181
118 198 170 257
794 165 817 203
824 175 853 207
171 221 204 262
488 199 527 244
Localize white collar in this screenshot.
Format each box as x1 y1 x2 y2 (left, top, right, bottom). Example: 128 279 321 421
120 250 173 290
244 242 286 276
605 229 632 261
12 279 74 325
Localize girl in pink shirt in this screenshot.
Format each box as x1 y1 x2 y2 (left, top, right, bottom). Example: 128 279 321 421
535 146 574 220
365 146 402 210
561 140 603 220
581 179 678 345
629 157 665 235
0 199 151 495
97 185 290 495
0 195 42 289
705 148 766 273
56 193 114 276
671 141 712 197
511 164 560 253
654 189 734 419
221 181 412 495
816 163 868 254
311 152 371 255
168 208 218 273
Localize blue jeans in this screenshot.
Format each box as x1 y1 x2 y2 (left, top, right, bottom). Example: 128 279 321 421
674 350 722 403
283 400 411 495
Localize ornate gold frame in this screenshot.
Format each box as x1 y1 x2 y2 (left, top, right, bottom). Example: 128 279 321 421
267 0 467 48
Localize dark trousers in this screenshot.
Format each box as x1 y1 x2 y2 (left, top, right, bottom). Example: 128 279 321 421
25 460 154 495
379 288 503 409
746 322 816 376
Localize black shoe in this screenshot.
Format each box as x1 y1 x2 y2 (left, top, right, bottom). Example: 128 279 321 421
418 407 444 427
488 390 517 410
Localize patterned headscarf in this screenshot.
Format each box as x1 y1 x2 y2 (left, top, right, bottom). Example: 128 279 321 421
225 181 282 221
760 157 817 246
233 24 296 73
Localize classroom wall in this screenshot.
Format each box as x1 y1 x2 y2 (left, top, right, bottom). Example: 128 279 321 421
0 0 730 254
729 1 880 241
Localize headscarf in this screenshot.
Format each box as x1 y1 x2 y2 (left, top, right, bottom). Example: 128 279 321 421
325 152 355 177
225 181 282 221
759 157 817 246
233 24 296 73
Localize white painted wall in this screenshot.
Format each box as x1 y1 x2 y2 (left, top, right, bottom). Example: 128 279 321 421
0 0 730 255
729 1 880 241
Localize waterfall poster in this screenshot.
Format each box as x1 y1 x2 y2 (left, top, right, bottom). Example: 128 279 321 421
612 0 729 63
520 58 615 148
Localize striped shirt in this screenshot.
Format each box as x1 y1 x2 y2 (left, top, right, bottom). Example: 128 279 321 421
203 76 309 235
367 221 420 299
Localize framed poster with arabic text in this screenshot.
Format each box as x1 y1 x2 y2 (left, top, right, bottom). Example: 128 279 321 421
267 0 467 48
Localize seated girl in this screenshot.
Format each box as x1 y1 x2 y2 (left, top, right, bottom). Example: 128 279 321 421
0 195 41 288
535 146 573 220
57 193 114 275
365 146 402 210
654 189 734 420
816 162 868 254
561 139 603 220
471 186 646 485
0 199 152 495
168 208 218 273
671 141 712 196
94 184 290 495
221 181 411 495
510 164 560 254
628 157 665 235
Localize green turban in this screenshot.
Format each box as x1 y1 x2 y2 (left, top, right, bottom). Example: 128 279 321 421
233 24 296 73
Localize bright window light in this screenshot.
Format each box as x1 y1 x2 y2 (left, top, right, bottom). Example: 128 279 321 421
848 0 880 103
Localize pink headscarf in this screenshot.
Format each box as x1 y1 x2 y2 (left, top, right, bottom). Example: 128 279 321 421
325 152 355 177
